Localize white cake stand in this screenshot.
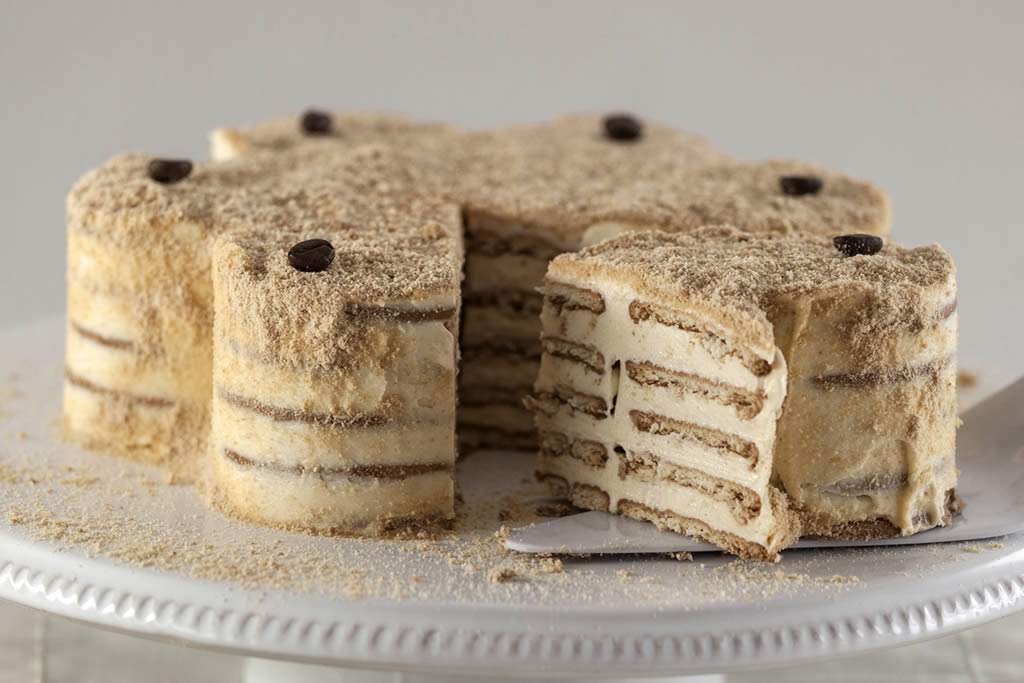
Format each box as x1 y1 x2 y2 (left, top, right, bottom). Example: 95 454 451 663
1 317 1022 679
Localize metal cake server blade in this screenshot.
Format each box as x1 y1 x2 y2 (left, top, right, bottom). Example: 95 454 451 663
506 376 1024 556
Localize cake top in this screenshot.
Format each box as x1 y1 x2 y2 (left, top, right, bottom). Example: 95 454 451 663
456 114 730 239
457 115 888 245
206 111 890 247
215 223 459 307
213 223 459 369
593 160 890 240
67 142 459 248
209 110 460 161
549 226 954 352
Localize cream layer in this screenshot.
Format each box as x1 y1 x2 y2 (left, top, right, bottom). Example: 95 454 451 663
63 379 206 467
213 452 454 532
216 322 454 418
778 361 958 533
66 324 196 403
539 289 773 394
539 450 784 550
211 396 454 469
65 221 215 459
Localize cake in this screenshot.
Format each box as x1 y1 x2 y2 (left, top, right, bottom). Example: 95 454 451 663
530 227 957 559
213 112 890 452
65 110 908 545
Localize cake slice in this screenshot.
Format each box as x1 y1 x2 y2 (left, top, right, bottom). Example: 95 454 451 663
530 227 957 560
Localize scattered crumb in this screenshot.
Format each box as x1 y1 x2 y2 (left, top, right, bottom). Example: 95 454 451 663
488 566 519 583
816 574 860 585
671 551 693 562
960 541 1004 555
957 370 979 389
535 501 577 518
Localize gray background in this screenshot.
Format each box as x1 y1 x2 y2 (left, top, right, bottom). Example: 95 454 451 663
2 0 1022 393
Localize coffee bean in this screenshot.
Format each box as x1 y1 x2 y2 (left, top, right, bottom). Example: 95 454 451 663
603 113 643 142
288 239 335 274
147 159 193 184
288 239 335 272
300 109 333 135
834 234 884 257
780 175 823 196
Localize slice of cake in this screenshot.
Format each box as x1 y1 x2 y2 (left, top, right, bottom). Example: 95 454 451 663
211 223 459 533
530 227 957 559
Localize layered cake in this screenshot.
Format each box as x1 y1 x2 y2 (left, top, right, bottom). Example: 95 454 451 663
213 112 890 452
530 227 957 559
65 110 920 548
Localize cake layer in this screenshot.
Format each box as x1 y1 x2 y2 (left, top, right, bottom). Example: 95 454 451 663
460 402 535 438
212 448 454 533
66 324 196 402
216 323 454 419
63 374 205 469
212 392 453 469
537 450 798 561
462 302 542 348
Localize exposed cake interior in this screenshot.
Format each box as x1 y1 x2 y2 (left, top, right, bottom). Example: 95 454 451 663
528 267 799 561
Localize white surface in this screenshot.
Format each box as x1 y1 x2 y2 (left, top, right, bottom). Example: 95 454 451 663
507 379 1024 555
0 316 1023 678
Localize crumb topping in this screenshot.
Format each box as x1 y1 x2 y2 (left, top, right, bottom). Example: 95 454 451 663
552 226 955 350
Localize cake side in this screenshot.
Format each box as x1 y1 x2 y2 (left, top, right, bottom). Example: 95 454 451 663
769 256 958 537
64 155 219 474
209 222 461 533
